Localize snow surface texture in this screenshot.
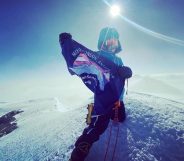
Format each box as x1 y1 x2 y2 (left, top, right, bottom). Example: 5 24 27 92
0 92 183 161
129 73 184 103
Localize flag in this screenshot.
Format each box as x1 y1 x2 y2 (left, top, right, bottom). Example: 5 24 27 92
60 38 125 114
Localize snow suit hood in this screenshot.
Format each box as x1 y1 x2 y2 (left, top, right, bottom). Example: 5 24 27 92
98 27 122 54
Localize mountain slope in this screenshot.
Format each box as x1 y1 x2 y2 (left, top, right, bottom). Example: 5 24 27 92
129 74 184 103
86 93 184 161
0 93 183 161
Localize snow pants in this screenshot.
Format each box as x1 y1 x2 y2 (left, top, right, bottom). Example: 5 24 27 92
70 101 126 161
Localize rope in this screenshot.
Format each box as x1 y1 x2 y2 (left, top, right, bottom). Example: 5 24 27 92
111 123 120 161
103 121 113 161
111 101 120 161
126 79 129 95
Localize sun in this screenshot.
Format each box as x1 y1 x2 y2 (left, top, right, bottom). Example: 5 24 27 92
110 4 121 17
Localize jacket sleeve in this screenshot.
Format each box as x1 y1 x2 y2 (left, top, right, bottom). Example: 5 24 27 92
59 33 75 75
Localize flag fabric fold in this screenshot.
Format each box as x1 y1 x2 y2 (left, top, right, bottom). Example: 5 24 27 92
60 38 125 114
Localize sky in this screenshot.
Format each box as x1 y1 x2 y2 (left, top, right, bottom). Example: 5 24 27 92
0 0 184 82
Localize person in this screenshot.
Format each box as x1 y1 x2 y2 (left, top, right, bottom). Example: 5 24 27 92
59 27 132 161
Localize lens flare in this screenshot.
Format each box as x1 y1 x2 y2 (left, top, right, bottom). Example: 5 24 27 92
103 0 184 46
110 5 120 16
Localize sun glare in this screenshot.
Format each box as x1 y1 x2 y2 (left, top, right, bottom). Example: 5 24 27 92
110 5 121 17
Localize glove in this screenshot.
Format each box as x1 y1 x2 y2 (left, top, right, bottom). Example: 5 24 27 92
59 32 72 45
118 66 132 79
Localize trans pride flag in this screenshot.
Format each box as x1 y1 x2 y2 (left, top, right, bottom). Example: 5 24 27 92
60 38 124 100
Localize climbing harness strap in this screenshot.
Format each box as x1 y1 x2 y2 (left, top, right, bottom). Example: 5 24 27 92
113 100 121 122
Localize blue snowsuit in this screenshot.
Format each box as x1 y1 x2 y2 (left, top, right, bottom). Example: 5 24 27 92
59 31 132 161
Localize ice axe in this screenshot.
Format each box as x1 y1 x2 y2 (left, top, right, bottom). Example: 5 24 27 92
86 103 94 125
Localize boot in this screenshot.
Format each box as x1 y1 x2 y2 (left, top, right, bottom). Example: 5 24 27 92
69 141 91 161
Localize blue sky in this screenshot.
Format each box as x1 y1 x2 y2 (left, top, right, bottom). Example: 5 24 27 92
0 0 184 81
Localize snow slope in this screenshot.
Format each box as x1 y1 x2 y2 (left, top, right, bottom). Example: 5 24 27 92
129 73 184 103
86 93 184 161
0 92 183 161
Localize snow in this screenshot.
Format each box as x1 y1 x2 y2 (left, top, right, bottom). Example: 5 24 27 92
0 92 184 161
129 73 184 103
54 97 68 112
86 93 184 161
0 73 184 161
0 98 87 161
